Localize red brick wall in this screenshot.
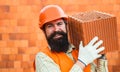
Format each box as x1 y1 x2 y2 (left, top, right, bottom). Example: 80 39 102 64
0 0 119 72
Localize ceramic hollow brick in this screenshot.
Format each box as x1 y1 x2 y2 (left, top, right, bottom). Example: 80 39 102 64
28 40 36 47
9 20 17 26
17 19 32 26
26 47 40 54
1 54 9 61
0 5 10 12
6 61 14 68
0 20 10 26
2 33 9 40
18 47 26 54
0 61 6 68
22 54 30 61
0 48 18 54
19 0 37 5
14 40 28 48
0 41 7 48
9 6 18 13
68 11 119 53
0 27 7 33
7 26 29 33
7 41 15 47
21 61 31 69
23 68 34 72
8 54 16 61
29 54 36 61
15 54 23 61
9 33 30 40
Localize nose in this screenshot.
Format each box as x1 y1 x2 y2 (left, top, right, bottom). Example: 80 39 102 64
54 25 60 31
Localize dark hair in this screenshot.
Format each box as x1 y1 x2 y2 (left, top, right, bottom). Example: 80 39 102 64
62 18 67 25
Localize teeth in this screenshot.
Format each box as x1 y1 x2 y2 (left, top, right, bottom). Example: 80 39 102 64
54 34 62 39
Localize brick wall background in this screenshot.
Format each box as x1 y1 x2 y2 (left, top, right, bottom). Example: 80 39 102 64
0 0 119 72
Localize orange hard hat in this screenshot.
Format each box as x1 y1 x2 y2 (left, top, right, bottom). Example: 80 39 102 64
39 5 68 28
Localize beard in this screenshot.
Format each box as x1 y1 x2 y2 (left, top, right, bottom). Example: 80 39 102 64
46 31 69 53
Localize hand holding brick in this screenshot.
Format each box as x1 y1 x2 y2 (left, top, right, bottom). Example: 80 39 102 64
78 36 105 66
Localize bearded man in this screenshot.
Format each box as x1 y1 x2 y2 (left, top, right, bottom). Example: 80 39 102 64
35 5 104 72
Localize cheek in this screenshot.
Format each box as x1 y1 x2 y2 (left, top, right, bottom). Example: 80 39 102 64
45 29 53 38
62 25 67 33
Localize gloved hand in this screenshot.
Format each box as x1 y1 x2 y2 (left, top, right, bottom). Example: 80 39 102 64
78 36 105 66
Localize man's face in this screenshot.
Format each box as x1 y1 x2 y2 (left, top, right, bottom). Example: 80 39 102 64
45 19 67 39
44 18 69 53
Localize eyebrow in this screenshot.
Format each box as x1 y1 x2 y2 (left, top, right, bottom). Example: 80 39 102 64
45 22 53 26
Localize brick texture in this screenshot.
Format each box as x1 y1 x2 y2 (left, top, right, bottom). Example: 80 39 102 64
0 0 120 72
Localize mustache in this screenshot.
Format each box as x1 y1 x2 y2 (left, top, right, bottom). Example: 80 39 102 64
48 31 66 39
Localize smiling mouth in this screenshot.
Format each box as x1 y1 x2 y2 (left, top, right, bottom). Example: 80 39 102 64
53 34 63 39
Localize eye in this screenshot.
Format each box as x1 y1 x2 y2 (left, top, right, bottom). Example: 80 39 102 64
57 22 63 26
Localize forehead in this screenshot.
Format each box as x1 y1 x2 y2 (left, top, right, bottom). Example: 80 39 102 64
46 18 64 25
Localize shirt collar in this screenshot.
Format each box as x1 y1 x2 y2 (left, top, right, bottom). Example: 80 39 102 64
66 44 75 53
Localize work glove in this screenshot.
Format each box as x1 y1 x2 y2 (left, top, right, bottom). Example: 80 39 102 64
78 36 105 66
